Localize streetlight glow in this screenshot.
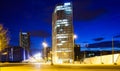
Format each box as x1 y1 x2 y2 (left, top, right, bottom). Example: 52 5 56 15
33 53 42 60
74 34 77 39
42 42 48 48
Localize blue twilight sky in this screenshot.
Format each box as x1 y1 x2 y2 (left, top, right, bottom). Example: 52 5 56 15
0 0 120 51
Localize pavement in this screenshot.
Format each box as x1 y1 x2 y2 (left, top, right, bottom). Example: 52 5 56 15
0 63 120 71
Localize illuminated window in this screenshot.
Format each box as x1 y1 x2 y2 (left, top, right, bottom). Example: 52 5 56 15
56 25 60 27
57 43 63 45
64 3 71 6
22 32 27 35
65 7 72 11
56 20 62 23
63 19 68 22
56 6 64 11
63 21 68 24
60 29 63 31
65 24 69 26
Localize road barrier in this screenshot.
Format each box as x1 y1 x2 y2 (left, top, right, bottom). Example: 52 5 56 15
83 54 120 64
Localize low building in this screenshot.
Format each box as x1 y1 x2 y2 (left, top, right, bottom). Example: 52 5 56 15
42 47 52 62
74 44 80 61
1 46 27 62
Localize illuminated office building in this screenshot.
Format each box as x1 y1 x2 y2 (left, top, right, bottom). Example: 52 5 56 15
19 32 30 59
52 2 74 63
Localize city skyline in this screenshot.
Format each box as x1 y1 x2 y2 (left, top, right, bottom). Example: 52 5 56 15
0 0 120 51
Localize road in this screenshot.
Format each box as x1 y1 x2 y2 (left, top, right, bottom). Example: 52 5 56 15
0 63 120 71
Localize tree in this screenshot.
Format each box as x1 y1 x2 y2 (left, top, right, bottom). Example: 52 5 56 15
0 24 9 51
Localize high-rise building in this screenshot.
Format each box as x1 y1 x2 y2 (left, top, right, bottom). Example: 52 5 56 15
52 2 74 63
19 32 30 59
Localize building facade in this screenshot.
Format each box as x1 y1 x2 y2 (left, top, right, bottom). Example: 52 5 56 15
19 32 30 59
42 47 52 62
52 2 74 63
1 46 26 62
74 44 80 61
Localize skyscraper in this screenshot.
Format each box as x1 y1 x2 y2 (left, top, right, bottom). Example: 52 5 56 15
19 32 30 59
52 2 74 63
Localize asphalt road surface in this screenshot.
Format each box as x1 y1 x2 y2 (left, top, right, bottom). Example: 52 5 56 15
0 63 120 71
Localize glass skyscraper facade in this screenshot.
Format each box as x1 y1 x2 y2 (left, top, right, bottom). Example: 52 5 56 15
52 2 74 63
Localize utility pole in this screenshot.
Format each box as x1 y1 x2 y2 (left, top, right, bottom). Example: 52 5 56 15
50 51 53 65
42 39 48 63
112 37 114 64
100 50 103 64
84 50 86 64
11 47 13 61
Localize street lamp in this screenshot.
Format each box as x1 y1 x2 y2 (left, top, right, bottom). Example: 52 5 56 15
50 51 53 65
82 42 89 64
42 42 48 63
100 48 103 64
112 37 116 65
74 35 77 39
42 42 48 48
73 34 77 63
112 34 120 65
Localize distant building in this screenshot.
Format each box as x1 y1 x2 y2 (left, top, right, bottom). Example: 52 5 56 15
1 46 26 62
19 32 30 59
46 47 52 61
74 44 80 61
52 2 74 63
42 47 52 61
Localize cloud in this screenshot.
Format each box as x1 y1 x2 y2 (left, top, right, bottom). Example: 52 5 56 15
88 41 120 48
73 0 107 21
93 37 104 41
114 34 120 38
30 30 51 38
75 8 107 21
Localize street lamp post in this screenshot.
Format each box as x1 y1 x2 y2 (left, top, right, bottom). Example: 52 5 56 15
42 42 48 63
73 34 77 63
84 43 88 64
74 35 77 43
50 51 53 65
112 37 114 64
100 49 103 64
112 37 116 64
